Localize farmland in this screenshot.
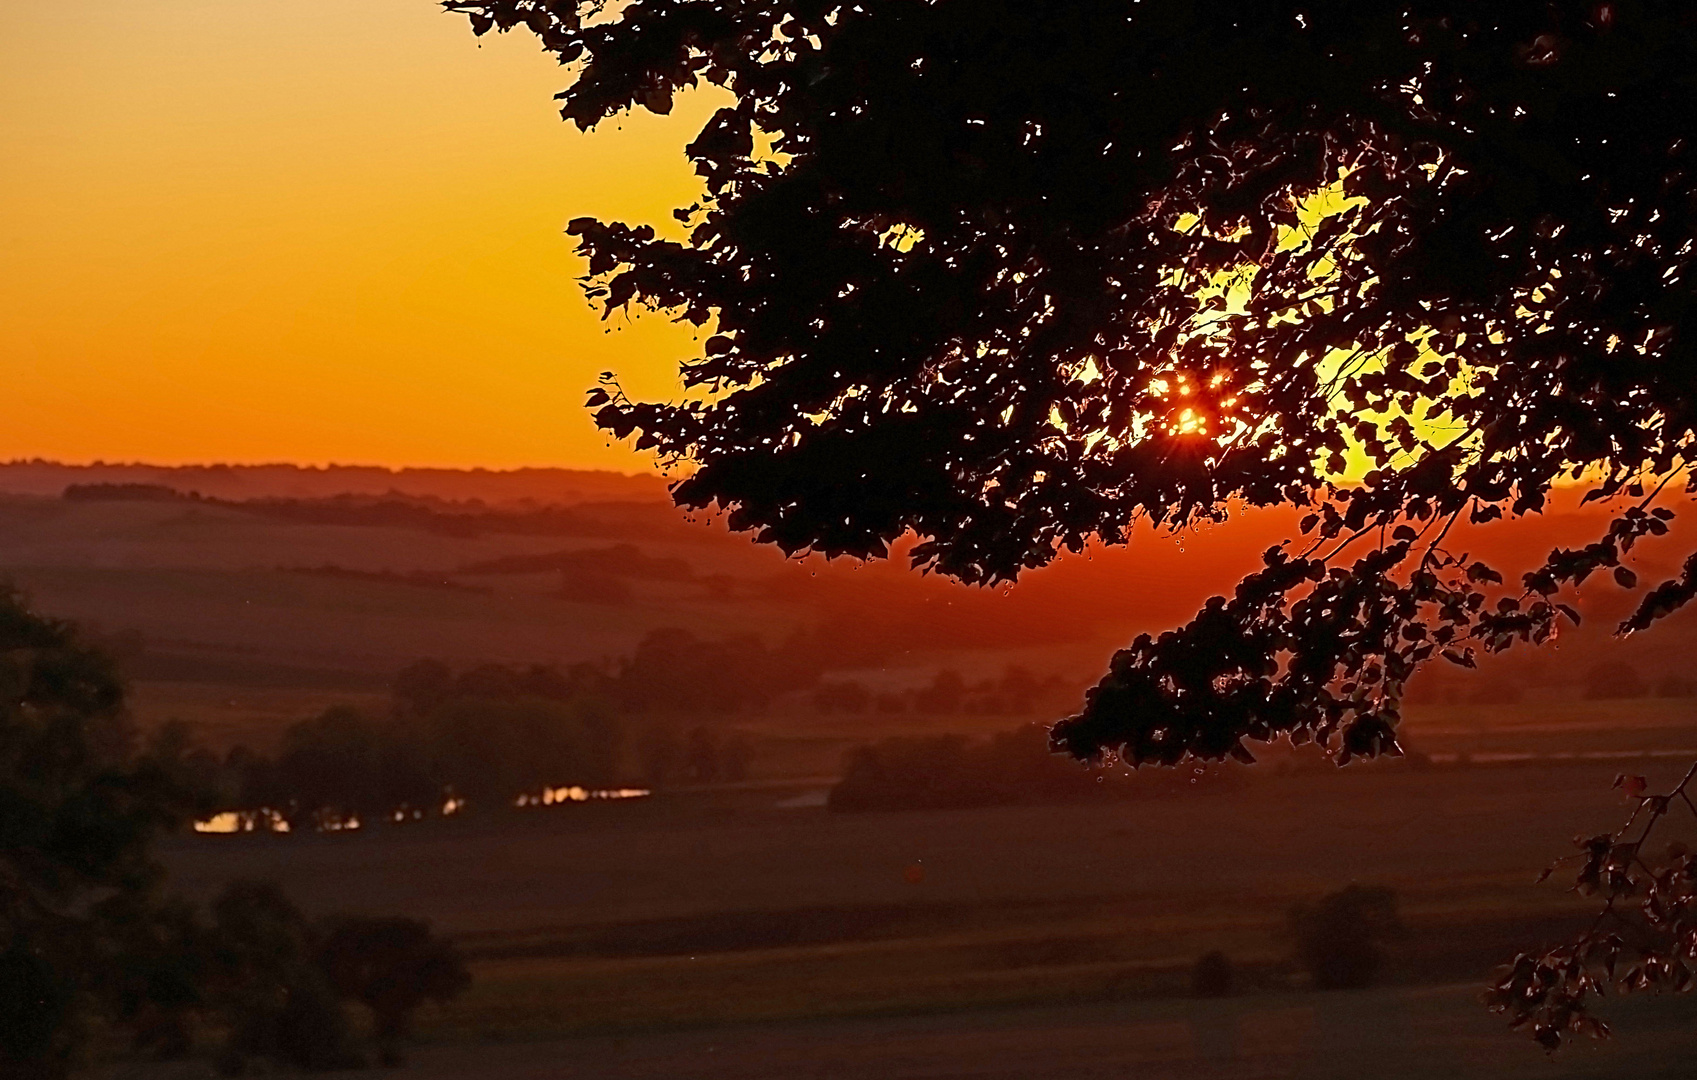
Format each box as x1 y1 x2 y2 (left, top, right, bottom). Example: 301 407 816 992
11 464 1697 1077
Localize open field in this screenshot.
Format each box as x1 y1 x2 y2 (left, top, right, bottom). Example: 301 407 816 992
97 985 1697 1080
16 466 1697 1076
157 752 1697 1050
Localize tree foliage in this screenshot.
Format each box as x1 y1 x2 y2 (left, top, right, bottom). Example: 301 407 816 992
449 0 1697 769
1289 884 1404 990
0 587 209 1078
448 1 1697 1045
1487 765 1697 1049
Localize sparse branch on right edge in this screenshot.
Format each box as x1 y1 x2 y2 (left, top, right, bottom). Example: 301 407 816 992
1485 759 1697 1049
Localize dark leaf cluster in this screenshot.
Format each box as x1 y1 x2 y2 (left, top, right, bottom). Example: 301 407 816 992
1486 764 1697 1049
449 0 1697 763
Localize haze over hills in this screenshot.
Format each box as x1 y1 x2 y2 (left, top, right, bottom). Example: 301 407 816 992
0 459 668 505
1 460 1696 754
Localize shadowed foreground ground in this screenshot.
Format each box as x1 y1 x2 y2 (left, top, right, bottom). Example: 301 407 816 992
102 983 1696 1079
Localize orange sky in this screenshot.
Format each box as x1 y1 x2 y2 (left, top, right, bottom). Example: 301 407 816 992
0 0 724 470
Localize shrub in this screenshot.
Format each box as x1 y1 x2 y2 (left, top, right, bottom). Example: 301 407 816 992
1190 951 1234 998
1583 661 1647 701
317 917 470 1067
1289 885 1404 990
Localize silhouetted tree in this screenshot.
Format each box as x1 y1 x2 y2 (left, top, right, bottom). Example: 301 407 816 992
913 670 966 715
0 588 211 1079
997 666 1040 716
454 0 1697 763
1655 673 1697 698
277 707 383 829
317 917 470 1067
424 694 621 807
812 679 871 715
1289 885 1404 990
619 627 820 713
637 722 682 786
208 881 363 1075
1582 660 1647 700
684 725 720 782
454 0 1697 1046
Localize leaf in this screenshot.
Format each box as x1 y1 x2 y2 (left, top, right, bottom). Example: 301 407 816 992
1615 566 1638 589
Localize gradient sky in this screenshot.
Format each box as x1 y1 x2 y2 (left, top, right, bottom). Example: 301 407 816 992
1 0 724 470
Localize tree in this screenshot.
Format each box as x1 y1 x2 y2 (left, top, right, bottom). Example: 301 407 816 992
1581 660 1647 700
452 0 1697 1043
207 881 363 1075
317 916 470 1067
1289 885 1405 990
0 587 210 1078
451 0 1697 764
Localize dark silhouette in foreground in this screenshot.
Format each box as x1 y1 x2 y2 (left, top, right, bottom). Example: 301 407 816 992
0 586 208 1078
450 0 1697 1049
207 882 469 1074
0 590 469 1076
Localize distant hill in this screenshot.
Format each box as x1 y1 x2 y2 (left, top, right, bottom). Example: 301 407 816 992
6 460 1697 729
0 460 668 506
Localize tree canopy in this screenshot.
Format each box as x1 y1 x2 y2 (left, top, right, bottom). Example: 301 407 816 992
0 588 209 1077
448 1 1697 765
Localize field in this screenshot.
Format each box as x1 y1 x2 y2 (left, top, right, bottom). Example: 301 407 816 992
149 738 1697 1075
14 465 1697 1077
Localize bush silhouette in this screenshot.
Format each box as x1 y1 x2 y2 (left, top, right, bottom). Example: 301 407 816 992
1583 661 1648 701
1190 951 1234 998
1289 885 1404 990
317 917 470 1067
209 882 363 1074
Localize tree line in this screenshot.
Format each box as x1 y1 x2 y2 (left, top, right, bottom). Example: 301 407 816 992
194 632 793 831
828 725 1241 813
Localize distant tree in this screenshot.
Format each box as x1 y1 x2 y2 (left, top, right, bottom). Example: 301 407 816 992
1470 680 1525 706
637 722 682 787
619 627 820 713
454 662 524 702
0 588 211 1079
277 707 383 829
811 679 871 715
1190 951 1234 998
1582 661 1647 701
997 666 1040 716
720 733 754 782
1289 885 1404 990
913 670 966 716
317 917 470 1067
425 695 621 807
515 663 575 701
684 725 720 783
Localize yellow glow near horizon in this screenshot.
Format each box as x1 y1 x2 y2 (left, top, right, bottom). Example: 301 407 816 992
0 1 730 470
